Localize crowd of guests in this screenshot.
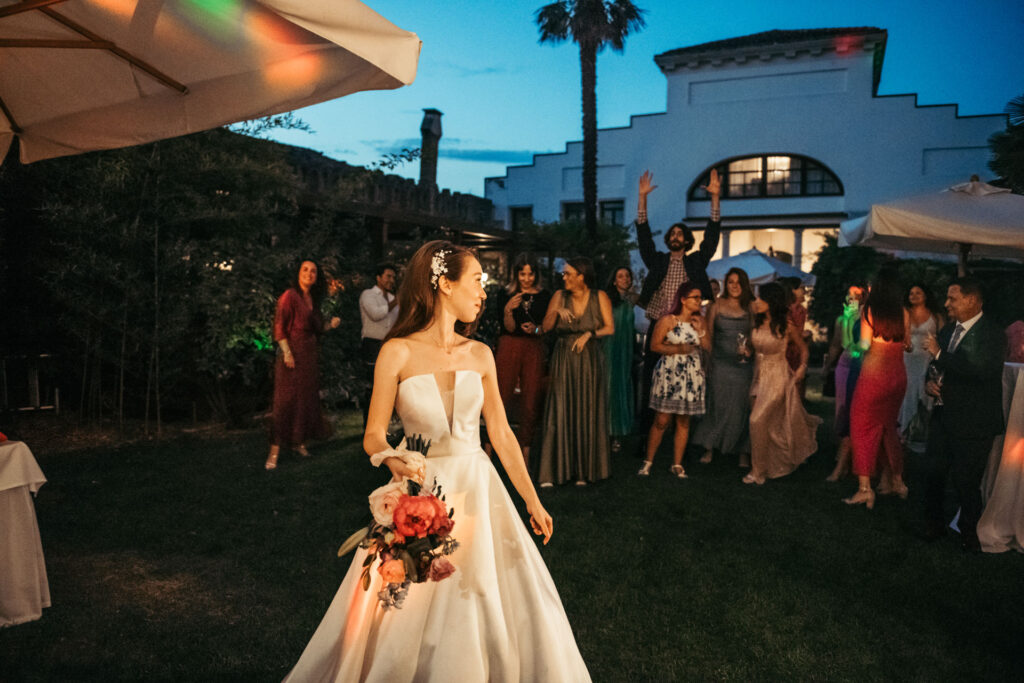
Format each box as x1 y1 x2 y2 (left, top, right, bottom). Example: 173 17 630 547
266 169 1015 552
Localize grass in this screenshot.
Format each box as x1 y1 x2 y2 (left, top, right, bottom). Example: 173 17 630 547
1 390 1022 682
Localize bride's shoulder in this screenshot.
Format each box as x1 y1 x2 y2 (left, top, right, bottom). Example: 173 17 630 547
377 338 412 366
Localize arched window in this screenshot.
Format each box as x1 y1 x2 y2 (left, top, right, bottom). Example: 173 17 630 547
688 154 843 200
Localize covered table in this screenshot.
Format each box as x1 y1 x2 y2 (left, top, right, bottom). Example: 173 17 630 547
0 440 50 627
978 363 1024 553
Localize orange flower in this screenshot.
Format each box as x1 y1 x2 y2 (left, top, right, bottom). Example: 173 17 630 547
379 558 406 584
392 495 437 538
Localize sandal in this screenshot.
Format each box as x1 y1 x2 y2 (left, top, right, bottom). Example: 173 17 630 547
670 464 688 479
296 444 311 458
265 446 280 471
699 451 712 464
637 460 653 476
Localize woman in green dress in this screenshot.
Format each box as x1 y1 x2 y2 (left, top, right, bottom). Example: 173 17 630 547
604 267 637 451
538 257 615 486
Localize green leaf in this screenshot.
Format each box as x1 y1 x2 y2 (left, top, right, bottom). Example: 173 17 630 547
360 565 371 591
398 549 418 583
337 526 370 557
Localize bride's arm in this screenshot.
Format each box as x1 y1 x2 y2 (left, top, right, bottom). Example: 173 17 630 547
475 344 554 544
364 340 421 481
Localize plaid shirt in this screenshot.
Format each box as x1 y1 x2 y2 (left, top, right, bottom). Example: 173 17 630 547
645 255 687 320
636 205 719 321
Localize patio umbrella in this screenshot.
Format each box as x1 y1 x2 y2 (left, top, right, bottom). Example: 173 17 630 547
839 180 1024 274
707 248 816 287
0 0 421 163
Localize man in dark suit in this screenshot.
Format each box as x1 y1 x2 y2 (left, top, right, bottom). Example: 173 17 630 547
635 169 721 433
922 277 1005 552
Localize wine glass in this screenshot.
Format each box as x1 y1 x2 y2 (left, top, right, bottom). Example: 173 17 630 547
737 333 749 363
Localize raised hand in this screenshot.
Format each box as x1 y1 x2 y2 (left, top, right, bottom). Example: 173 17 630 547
701 168 721 196
638 170 657 197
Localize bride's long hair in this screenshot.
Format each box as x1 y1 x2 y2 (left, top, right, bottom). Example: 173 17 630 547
386 240 478 341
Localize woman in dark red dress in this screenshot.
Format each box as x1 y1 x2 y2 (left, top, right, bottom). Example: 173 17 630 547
495 256 552 468
845 266 911 508
266 260 340 470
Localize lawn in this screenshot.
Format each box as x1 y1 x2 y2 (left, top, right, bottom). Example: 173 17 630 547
2 391 1022 682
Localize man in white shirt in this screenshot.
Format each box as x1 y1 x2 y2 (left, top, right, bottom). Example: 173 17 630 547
359 263 399 426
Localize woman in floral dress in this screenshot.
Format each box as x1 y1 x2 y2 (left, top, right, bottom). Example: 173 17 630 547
638 282 710 478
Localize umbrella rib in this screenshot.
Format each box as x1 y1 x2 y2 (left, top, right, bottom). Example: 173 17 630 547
38 7 188 95
0 0 69 19
0 38 114 49
0 94 24 134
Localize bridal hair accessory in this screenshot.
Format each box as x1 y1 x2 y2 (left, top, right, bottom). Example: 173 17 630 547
341 434 459 610
430 249 451 290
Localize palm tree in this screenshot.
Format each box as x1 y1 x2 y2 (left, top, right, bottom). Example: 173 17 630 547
535 0 645 237
989 93 1024 194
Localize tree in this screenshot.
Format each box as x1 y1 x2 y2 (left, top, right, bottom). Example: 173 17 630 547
989 93 1024 194
535 0 645 238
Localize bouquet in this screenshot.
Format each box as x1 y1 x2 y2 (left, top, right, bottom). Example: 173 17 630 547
338 434 459 610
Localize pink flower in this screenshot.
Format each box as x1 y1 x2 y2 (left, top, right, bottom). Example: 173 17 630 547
379 558 406 584
368 481 407 527
428 556 456 582
393 495 437 538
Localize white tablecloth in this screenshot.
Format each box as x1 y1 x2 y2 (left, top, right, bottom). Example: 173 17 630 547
977 363 1024 553
0 440 51 627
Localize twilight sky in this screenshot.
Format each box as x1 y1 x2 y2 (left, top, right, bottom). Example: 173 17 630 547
267 0 1024 197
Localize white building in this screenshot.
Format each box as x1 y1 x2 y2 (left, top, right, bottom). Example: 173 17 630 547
485 27 1006 271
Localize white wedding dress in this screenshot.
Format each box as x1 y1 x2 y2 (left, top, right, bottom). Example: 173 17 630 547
284 370 591 682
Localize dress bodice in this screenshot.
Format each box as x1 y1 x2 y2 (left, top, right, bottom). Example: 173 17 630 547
711 312 752 360
553 290 602 336
395 371 484 455
666 320 700 346
752 326 786 358
908 315 937 353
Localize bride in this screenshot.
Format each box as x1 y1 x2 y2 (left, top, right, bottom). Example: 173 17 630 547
284 241 591 682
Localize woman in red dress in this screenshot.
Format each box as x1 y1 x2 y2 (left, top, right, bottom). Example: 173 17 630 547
266 260 340 470
845 266 911 508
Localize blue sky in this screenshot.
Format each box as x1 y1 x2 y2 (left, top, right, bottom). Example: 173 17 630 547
267 0 1024 196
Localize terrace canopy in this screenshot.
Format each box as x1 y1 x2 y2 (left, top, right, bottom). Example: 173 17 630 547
839 180 1024 273
707 247 816 287
0 0 421 163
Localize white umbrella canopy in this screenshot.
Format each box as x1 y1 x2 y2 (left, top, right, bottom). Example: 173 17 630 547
839 180 1024 267
0 0 421 163
707 248 816 287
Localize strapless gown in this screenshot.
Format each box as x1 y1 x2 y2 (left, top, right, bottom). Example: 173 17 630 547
284 370 591 682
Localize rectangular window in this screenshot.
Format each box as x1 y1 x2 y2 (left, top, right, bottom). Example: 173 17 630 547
509 206 533 231
766 156 801 196
562 202 585 223
599 200 625 227
728 157 762 197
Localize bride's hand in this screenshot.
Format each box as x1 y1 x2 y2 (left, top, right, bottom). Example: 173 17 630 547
383 456 425 483
527 500 553 544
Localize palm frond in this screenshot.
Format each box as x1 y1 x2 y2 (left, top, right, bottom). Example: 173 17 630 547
1005 94 1024 128
535 2 571 44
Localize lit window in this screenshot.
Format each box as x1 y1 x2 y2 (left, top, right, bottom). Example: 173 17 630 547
690 155 842 200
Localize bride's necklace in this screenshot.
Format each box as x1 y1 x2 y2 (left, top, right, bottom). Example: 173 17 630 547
429 335 457 355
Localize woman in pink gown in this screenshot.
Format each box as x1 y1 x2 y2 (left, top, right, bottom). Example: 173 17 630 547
744 282 821 485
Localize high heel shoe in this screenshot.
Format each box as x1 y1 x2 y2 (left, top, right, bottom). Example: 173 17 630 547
844 487 875 509
637 460 653 476
265 445 280 471
741 472 764 485
296 444 311 458
670 464 688 479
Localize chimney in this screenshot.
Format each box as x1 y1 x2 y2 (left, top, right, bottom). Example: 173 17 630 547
419 108 442 189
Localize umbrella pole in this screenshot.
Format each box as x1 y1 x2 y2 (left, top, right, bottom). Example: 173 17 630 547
957 242 972 276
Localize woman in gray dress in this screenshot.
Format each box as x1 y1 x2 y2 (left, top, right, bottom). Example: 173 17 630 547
692 267 755 467
538 257 615 486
